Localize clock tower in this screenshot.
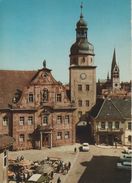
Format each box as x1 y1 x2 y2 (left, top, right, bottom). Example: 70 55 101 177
69 4 96 121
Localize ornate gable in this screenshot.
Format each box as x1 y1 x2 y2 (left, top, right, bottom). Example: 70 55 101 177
30 68 58 85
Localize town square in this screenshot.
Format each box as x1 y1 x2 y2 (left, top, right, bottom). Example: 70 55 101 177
0 0 131 182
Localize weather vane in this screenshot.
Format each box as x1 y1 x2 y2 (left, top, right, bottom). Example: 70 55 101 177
80 2 83 17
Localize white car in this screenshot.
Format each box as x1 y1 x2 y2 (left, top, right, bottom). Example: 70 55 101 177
117 161 131 171
81 143 90 151
120 153 132 162
123 146 132 154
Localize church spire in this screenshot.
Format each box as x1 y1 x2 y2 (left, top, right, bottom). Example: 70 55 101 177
111 48 117 72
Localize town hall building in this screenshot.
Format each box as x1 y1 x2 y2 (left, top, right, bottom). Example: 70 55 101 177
0 5 96 150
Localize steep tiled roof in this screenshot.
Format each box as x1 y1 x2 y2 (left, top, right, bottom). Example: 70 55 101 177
90 97 131 121
0 70 37 108
112 98 131 119
90 98 104 117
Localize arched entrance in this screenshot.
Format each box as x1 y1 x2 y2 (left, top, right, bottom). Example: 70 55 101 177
76 115 93 144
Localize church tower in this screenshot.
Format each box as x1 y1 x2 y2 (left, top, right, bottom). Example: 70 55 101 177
111 49 120 91
69 4 96 121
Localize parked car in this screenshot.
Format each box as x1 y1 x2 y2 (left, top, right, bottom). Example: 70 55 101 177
81 143 90 151
120 153 132 162
116 161 131 171
122 146 132 154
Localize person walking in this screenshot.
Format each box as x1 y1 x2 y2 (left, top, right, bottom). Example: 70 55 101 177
57 177 61 183
68 161 71 170
74 147 77 153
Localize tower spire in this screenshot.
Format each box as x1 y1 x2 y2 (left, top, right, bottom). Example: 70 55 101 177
111 48 117 73
80 2 83 18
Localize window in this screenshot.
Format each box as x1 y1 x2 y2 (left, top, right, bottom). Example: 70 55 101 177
86 85 89 91
19 117 24 125
65 131 70 139
29 93 34 102
27 133 32 141
128 122 132 130
41 89 48 102
28 116 33 125
19 134 25 142
108 122 112 129
65 115 70 124
115 122 119 129
128 135 132 142
3 116 8 126
57 132 62 140
57 116 62 124
78 111 82 118
81 57 85 63
78 85 82 91
3 150 7 167
78 100 82 107
101 122 105 129
86 100 89 107
42 116 48 125
56 94 62 102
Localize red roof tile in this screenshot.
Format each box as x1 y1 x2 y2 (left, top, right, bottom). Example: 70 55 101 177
0 70 37 108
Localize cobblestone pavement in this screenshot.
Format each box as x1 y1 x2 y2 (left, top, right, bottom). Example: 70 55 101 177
8 144 131 183
8 143 80 183
65 145 131 183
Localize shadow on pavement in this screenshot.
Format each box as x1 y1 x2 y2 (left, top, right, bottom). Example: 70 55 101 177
78 155 131 183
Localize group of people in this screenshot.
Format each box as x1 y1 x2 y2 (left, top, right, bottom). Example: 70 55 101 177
16 155 24 162
55 160 71 174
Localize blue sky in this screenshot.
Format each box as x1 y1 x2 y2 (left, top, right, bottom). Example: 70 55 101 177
0 0 131 83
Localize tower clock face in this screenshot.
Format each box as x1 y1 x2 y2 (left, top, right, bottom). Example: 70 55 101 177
80 73 87 80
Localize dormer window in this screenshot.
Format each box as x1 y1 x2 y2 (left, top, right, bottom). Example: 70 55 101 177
56 94 62 102
29 93 34 103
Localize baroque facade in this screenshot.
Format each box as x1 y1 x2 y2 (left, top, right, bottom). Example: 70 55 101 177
0 66 76 150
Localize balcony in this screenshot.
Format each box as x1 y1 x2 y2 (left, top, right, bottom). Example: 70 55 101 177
96 128 124 133
40 101 55 108
39 124 53 132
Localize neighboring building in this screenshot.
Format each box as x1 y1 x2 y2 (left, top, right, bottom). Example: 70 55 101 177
0 64 76 150
0 135 14 183
69 4 96 123
90 97 131 146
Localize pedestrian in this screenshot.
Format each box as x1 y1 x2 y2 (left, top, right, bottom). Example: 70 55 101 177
68 161 71 170
57 177 61 183
74 147 77 153
50 171 54 179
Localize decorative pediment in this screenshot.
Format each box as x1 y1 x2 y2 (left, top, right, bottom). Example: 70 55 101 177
30 68 58 85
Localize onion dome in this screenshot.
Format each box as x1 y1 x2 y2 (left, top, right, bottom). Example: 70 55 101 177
70 39 94 55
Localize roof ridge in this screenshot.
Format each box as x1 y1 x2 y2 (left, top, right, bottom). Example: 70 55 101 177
0 69 37 72
95 99 106 119
110 99 125 119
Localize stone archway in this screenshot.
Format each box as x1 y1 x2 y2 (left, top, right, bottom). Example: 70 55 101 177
76 113 93 144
